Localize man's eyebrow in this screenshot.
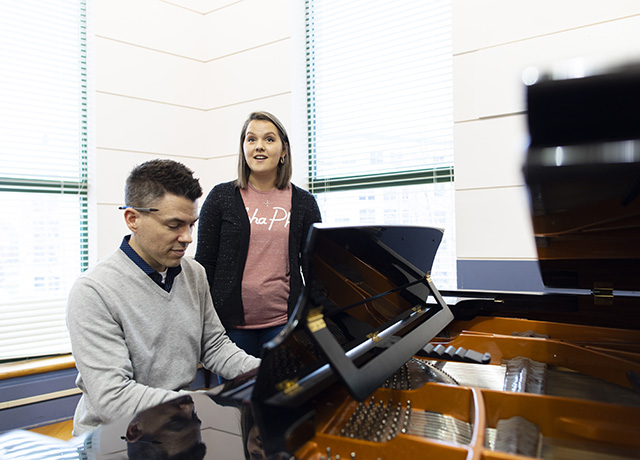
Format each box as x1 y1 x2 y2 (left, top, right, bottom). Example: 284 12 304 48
162 217 199 225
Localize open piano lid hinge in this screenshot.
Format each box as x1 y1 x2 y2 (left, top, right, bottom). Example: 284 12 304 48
307 307 327 332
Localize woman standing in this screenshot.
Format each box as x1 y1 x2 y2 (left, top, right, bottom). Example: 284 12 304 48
195 111 322 359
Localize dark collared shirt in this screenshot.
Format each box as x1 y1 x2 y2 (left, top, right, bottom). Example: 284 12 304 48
120 236 182 292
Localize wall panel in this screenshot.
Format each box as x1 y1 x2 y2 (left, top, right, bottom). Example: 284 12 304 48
203 0 290 61
454 15 640 123
478 16 640 120
454 115 528 191
197 155 239 195
455 187 537 260
96 93 206 157
200 0 242 14
94 0 204 59
453 1 640 54
96 38 205 108
203 40 291 109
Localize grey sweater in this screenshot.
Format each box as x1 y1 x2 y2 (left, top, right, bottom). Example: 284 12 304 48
66 248 259 434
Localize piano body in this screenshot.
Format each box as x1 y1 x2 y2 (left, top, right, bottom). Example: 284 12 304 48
213 217 640 460
206 63 640 459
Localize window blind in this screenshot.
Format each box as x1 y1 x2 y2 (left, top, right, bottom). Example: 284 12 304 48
305 0 456 288
0 0 88 360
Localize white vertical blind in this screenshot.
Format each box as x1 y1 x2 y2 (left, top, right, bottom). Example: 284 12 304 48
305 0 457 288
0 0 88 360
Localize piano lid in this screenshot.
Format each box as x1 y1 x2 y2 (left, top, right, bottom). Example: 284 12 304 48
523 63 640 292
253 225 453 402
213 224 455 456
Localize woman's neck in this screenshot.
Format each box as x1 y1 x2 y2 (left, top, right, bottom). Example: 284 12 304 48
248 174 277 191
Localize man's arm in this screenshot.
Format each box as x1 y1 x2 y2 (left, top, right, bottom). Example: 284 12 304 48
67 278 183 430
198 281 260 379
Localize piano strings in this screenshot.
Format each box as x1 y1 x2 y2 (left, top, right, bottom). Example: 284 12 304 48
322 354 640 460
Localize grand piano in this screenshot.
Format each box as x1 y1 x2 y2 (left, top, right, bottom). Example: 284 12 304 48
15 63 638 459
200 63 640 459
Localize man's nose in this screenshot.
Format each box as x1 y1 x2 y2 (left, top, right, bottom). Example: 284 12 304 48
178 226 193 244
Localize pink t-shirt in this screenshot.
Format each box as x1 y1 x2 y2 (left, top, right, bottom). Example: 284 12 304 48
238 184 292 328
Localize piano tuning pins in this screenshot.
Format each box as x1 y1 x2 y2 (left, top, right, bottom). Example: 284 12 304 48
381 363 413 390
321 449 358 459
341 395 472 445
381 358 461 390
339 397 412 443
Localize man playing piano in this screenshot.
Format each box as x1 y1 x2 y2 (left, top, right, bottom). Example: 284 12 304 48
66 159 260 436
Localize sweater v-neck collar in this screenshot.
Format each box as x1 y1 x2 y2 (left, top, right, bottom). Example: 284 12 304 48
119 236 182 292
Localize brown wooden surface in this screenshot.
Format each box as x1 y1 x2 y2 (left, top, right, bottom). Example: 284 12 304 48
29 419 74 440
0 354 75 380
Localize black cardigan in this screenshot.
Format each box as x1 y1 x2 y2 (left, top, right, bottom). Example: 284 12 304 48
195 181 322 330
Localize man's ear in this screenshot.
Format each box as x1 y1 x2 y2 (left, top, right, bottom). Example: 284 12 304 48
123 208 139 233
125 420 143 443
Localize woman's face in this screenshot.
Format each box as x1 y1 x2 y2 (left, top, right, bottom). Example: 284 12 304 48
243 120 285 182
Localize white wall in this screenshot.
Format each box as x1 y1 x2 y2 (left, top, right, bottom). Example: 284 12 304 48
453 1 640 267
94 0 640 275
93 0 295 260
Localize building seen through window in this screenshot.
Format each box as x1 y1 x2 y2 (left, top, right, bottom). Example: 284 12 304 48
305 0 456 288
0 0 88 360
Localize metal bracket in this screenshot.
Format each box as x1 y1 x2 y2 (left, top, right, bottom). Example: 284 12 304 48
592 282 614 305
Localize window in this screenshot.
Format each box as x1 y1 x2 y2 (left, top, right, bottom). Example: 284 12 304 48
305 0 456 288
0 0 88 360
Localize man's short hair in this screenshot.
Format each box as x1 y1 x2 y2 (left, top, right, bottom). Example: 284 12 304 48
125 159 203 207
126 441 207 460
